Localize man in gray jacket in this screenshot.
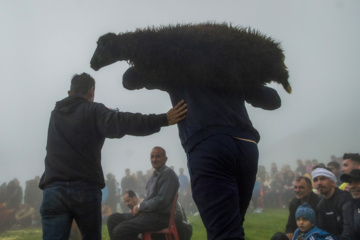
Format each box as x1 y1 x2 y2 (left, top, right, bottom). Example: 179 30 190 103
107 146 179 240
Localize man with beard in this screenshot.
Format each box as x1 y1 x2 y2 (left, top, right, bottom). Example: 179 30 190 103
312 167 352 238
284 176 320 239
339 153 360 191
340 169 360 239
122 190 139 213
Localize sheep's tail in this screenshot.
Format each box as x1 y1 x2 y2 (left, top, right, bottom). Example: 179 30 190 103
283 83 292 94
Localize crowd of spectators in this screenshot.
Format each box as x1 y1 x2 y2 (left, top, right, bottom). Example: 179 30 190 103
0 176 42 234
250 156 343 213
2 153 356 238
0 166 196 235
269 153 360 240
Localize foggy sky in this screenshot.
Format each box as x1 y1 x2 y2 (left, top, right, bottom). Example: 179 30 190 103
1 0 359 189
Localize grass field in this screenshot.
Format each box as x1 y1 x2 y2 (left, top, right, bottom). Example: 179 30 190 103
0 208 288 240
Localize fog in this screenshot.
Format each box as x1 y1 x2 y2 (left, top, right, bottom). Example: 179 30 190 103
1 0 359 190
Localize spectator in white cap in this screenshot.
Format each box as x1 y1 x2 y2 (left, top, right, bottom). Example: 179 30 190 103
340 169 360 240
312 166 352 239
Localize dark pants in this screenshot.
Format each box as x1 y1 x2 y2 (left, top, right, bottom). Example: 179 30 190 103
188 134 259 240
107 212 169 240
40 182 102 240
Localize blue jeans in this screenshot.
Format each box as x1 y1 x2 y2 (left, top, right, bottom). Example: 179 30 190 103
40 181 102 240
187 135 259 240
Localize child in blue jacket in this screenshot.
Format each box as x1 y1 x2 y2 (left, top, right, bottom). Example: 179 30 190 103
292 203 338 240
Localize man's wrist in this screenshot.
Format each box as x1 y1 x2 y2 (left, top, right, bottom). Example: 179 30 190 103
137 203 141 211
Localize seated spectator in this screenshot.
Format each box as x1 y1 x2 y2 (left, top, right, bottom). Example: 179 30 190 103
262 173 272 208
282 170 295 208
24 176 42 226
312 167 352 238
270 162 279 181
257 165 267 183
6 178 23 211
284 176 320 239
340 169 360 239
14 203 34 228
340 153 360 191
327 161 342 187
105 173 119 214
271 176 320 240
101 203 112 223
178 167 190 209
295 159 306 176
270 172 285 208
120 168 139 213
312 159 319 168
107 146 179 240
292 203 337 240
252 177 263 213
305 160 313 175
181 184 198 216
0 202 14 234
0 182 7 204
122 189 192 240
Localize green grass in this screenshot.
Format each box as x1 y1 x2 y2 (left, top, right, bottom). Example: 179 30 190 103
0 208 288 240
188 208 288 240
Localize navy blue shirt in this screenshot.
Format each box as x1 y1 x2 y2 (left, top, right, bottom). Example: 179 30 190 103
167 86 281 152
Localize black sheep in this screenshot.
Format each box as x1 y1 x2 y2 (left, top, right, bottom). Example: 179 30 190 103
90 22 291 94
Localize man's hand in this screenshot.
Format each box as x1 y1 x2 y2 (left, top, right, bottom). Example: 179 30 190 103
132 204 140 216
166 100 187 125
285 233 293 240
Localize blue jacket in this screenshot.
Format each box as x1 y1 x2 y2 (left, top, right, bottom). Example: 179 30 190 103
167 86 281 153
292 226 338 240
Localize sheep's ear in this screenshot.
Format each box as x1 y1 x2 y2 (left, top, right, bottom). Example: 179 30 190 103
99 33 116 47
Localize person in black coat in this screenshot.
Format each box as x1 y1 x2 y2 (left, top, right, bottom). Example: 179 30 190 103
312 167 352 239
340 169 360 240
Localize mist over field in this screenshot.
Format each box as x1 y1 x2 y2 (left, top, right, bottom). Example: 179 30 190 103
1 0 359 191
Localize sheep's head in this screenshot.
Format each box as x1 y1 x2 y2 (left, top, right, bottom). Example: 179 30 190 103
90 33 120 71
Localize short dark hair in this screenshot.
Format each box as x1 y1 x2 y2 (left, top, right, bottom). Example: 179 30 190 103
125 190 136 198
327 161 340 170
70 73 95 95
343 153 360 164
294 176 312 188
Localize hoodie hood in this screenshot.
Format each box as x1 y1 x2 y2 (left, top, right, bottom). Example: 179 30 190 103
55 95 88 113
